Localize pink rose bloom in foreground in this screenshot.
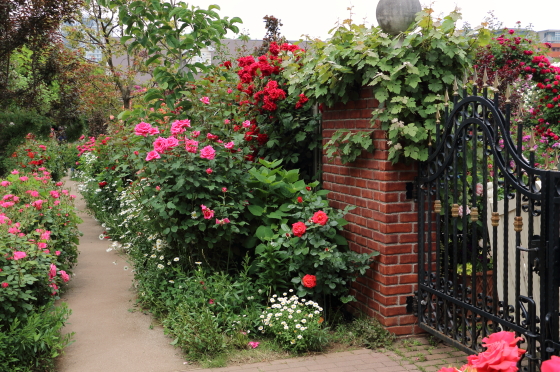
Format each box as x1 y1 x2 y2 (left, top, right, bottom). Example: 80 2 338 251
200 145 216 160
1 181 10 187
145 151 161 161
148 126 160 135
248 341 259 349
134 122 152 136
200 205 215 219
200 96 210 104
59 270 70 283
13 251 27 260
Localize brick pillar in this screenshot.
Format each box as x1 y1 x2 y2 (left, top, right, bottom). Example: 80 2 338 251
322 86 421 335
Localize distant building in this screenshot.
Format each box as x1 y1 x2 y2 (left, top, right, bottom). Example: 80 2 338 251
537 30 560 59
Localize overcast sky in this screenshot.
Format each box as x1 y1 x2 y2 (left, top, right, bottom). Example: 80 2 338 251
188 0 559 40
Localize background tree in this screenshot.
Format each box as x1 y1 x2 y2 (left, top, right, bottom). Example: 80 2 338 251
63 0 152 111
254 15 287 56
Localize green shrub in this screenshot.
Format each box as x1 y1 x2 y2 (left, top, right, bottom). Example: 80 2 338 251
0 303 73 372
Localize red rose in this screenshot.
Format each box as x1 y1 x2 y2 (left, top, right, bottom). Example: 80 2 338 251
305 186 311 191
99 181 108 188
302 274 316 288
292 221 306 237
542 356 560 372
312 211 328 226
297 197 303 203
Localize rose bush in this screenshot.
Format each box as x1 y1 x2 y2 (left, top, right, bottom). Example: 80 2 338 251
0 137 81 370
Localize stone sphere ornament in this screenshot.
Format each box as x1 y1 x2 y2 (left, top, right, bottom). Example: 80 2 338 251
376 0 422 36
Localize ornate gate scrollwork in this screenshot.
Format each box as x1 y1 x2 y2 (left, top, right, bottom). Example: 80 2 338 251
416 82 560 371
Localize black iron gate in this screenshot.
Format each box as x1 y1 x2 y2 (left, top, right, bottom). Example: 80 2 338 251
416 80 560 371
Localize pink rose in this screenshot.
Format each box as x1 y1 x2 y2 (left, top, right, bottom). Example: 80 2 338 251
11 170 19 175
248 341 259 349
224 141 235 149
242 120 251 128
145 151 161 161
200 96 210 104
38 243 48 249
185 139 199 153
59 270 70 283
55 251 61 256
201 204 215 219
476 183 484 196
1 282 8 288
19 176 28 181
134 122 152 136
13 251 27 260
1 181 10 187
148 126 160 135
191 131 200 138
222 187 227 192
206 168 213 174
224 119 231 124
200 146 216 160
153 137 167 153
49 264 57 279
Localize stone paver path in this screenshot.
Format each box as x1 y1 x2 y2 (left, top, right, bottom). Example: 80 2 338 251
55 178 468 372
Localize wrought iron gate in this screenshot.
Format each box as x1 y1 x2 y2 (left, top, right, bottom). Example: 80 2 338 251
416 81 560 371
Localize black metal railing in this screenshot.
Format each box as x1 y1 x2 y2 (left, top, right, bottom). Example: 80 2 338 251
416 76 560 371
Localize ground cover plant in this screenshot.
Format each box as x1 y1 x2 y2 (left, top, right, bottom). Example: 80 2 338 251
0 137 81 371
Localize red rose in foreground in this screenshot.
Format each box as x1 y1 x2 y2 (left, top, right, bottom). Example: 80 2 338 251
542 356 560 372
467 341 521 372
98 181 108 188
302 274 316 288
312 211 328 225
292 221 306 237
297 197 303 203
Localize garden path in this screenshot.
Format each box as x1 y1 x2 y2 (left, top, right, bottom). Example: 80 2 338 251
55 178 190 372
54 177 468 372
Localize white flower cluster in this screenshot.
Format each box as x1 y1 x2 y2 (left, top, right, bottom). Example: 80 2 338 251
260 292 323 343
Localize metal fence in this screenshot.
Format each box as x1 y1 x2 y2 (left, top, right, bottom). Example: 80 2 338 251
416 80 560 371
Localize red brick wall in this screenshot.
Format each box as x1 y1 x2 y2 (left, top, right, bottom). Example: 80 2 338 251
322 86 422 335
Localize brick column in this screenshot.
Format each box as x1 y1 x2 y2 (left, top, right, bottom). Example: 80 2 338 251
322 86 421 335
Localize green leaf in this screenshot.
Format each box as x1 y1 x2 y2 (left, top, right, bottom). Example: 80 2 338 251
248 205 264 216
255 226 273 240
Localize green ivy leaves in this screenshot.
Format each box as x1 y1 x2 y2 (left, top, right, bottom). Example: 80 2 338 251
292 8 491 164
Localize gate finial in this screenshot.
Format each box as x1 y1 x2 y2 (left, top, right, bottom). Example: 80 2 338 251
444 89 449 107
483 68 489 87
436 109 441 123
463 71 468 89
493 74 500 91
453 78 459 96
505 85 512 103
473 68 478 87
529 131 536 151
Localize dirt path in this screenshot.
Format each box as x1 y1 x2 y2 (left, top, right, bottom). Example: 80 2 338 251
56 179 189 372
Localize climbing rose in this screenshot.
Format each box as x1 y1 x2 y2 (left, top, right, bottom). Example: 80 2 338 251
292 221 306 237
542 356 560 372
311 211 328 225
200 146 216 160
302 274 317 288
